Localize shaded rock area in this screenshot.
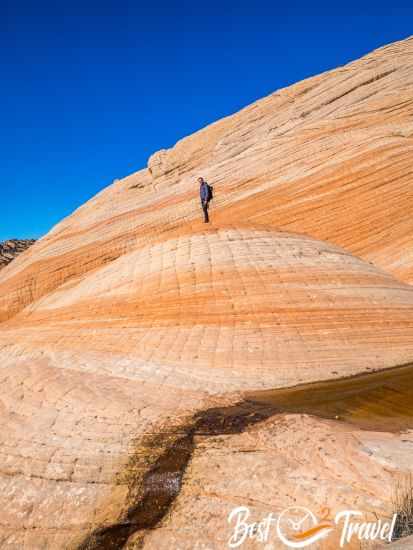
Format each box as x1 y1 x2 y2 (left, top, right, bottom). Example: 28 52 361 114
0 239 35 270
385 535 413 549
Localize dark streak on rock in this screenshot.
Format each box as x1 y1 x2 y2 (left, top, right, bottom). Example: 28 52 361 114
77 400 276 550
77 361 413 549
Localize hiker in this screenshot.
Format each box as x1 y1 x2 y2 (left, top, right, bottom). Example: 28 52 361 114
199 177 213 223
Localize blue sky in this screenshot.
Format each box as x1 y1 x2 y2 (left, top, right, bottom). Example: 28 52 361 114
2 4 413 240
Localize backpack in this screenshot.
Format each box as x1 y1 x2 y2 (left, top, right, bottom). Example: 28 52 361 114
207 184 213 201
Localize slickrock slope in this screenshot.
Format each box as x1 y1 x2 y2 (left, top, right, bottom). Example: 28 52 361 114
1 36 413 549
141 364 413 550
0 239 35 270
141 414 413 550
1 227 413 549
1 37 413 324
4 226 413 391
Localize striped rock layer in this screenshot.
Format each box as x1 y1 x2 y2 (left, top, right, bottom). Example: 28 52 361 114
1 37 413 548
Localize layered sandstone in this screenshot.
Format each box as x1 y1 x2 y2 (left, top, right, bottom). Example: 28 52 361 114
141 414 413 550
140 363 413 549
1 37 413 324
1 36 413 549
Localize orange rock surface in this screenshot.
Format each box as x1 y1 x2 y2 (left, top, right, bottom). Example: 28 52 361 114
1 36 413 549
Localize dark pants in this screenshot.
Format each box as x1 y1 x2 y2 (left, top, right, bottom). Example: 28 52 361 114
201 200 209 222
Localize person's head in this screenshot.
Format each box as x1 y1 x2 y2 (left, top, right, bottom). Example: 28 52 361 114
198 177 204 184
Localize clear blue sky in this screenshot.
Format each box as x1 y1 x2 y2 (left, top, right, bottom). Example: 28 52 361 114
2 3 413 240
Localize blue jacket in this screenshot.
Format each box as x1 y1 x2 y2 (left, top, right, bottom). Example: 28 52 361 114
200 181 209 202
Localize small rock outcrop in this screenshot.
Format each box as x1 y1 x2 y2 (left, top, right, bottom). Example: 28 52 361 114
0 239 35 270
147 148 170 179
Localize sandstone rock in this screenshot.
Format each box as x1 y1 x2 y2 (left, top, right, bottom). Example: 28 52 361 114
1 225 413 548
385 535 413 548
141 414 412 550
1 36 413 549
1 38 413 326
147 149 170 179
140 364 413 549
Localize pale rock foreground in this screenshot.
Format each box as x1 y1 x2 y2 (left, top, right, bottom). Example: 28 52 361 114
1 227 413 549
141 415 413 550
1 36 413 549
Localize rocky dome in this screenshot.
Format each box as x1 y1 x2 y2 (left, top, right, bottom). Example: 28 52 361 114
7 225 413 392
1 36 413 549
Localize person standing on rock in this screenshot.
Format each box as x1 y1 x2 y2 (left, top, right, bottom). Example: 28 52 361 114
199 177 213 223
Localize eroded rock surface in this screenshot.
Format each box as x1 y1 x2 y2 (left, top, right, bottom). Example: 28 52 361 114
1 36 413 549
141 414 412 550
0 239 35 270
141 364 413 549
2 226 413 548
